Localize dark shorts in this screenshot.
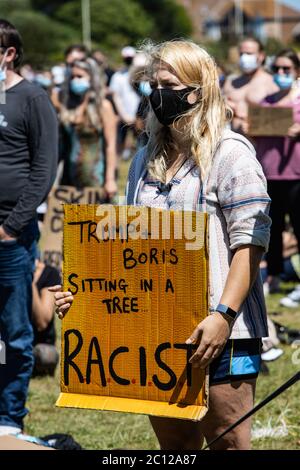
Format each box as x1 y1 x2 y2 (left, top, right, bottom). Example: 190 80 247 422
209 338 262 385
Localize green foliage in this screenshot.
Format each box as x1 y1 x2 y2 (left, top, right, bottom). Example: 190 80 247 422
264 37 285 57
138 0 193 40
0 0 194 65
53 0 154 55
203 40 231 66
0 0 79 66
0 0 32 13
6 10 79 66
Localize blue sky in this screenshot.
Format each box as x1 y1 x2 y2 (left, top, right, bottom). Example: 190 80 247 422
280 0 300 12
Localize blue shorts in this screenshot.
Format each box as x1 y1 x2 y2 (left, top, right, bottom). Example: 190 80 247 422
209 339 262 385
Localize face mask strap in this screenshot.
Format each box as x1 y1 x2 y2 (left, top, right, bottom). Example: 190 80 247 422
0 48 9 70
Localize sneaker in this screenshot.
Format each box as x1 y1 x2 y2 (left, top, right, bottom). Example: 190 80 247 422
280 296 300 308
261 347 284 362
279 285 300 308
288 285 300 302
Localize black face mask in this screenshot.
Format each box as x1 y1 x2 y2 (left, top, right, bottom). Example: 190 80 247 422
124 56 133 66
149 87 196 126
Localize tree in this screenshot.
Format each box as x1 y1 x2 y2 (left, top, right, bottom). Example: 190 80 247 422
138 0 193 40
32 0 193 49
0 1 79 66
48 0 154 56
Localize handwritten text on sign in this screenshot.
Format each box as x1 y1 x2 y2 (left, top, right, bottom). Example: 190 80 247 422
57 205 209 420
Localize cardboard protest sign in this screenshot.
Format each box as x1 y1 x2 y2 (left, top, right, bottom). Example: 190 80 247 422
248 104 293 136
56 205 209 421
39 186 105 268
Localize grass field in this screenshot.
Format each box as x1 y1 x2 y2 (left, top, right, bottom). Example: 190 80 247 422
25 160 300 450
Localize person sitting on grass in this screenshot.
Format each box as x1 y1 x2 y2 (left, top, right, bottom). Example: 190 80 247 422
31 258 61 377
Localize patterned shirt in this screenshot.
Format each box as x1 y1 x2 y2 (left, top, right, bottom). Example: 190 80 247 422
126 129 271 339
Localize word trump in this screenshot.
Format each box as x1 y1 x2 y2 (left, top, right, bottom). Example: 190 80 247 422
67 205 205 250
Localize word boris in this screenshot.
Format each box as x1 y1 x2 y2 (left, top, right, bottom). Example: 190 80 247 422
122 247 178 269
64 329 197 391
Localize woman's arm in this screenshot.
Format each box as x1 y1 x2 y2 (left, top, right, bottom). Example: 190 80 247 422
219 244 264 311
186 140 271 369
101 98 118 200
186 244 264 369
32 286 56 331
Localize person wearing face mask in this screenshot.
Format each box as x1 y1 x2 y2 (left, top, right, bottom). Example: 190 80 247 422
57 58 118 198
0 19 58 435
130 61 152 150
34 71 53 94
52 40 271 450
224 37 278 134
254 49 300 295
109 46 140 160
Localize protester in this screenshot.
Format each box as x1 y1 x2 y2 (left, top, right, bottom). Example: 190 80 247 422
34 70 53 94
92 49 115 86
0 19 58 435
31 258 60 377
223 37 277 134
130 54 151 150
56 58 118 198
51 40 271 450
64 43 88 68
255 49 300 294
51 64 66 87
109 46 140 160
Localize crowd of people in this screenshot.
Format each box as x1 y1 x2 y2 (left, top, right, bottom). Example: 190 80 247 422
0 16 300 449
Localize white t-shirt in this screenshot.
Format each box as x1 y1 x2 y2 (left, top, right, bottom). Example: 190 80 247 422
110 69 140 121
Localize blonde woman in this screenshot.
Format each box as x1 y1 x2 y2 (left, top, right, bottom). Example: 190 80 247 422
51 40 271 450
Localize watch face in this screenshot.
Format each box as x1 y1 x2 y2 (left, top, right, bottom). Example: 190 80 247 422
216 304 237 319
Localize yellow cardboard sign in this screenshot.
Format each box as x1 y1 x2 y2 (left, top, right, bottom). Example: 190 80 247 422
56 205 209 421
40 186 106 269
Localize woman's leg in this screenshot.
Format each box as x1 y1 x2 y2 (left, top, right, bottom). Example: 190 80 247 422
149 415 204 450
149 378 256 450
199 378 256 450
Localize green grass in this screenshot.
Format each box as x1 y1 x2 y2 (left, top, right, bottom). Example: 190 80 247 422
25 161 300 449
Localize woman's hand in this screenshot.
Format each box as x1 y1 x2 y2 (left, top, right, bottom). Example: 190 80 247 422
186 313 232 369
287 123 300 138
48 285 74 320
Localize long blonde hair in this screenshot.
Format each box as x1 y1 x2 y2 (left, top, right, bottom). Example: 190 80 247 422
143 40 232 182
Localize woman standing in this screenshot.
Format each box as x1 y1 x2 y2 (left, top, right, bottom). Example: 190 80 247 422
57 58 118 200
255 49 300 294
52 40 271 450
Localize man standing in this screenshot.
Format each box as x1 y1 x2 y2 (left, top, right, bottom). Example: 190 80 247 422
224 37 278 134
0 19 58 434
109 46 140 160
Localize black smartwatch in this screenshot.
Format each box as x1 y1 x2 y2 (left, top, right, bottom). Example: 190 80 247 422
215 303 238 321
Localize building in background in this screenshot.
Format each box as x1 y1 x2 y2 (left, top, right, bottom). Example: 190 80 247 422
178 0 300 43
